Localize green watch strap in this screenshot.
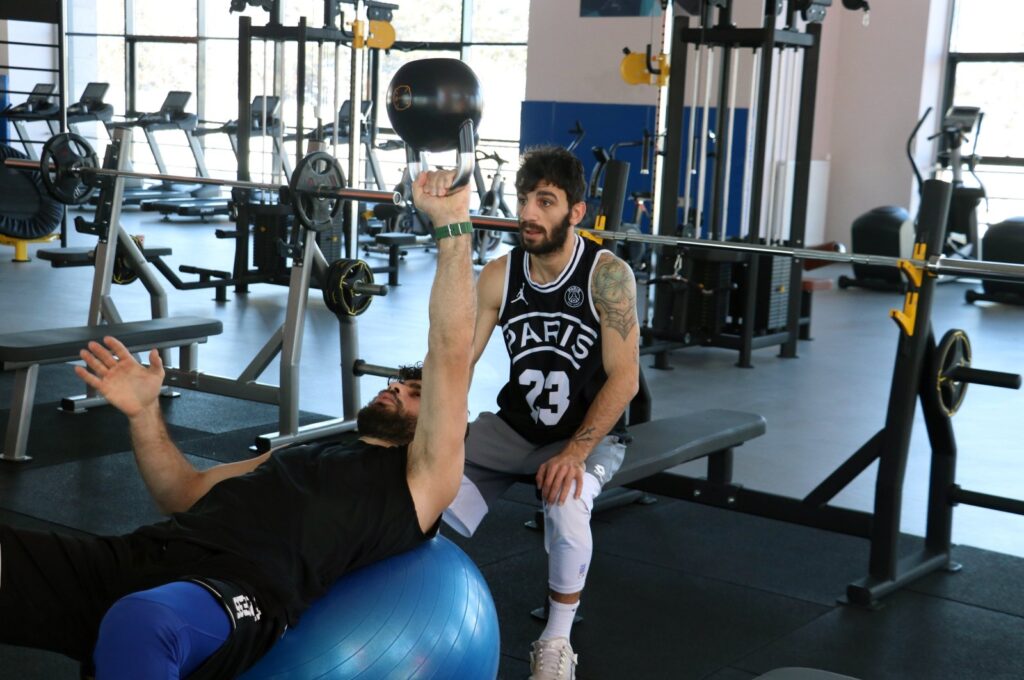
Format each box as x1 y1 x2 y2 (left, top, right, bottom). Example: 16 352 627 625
433 221 474 240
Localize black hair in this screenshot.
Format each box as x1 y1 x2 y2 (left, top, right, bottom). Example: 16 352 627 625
395 363 423 382
515 145 586 208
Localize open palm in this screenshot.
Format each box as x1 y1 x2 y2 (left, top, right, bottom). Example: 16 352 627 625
74 337 165 418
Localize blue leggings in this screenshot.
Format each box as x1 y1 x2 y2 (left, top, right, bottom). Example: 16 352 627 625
93 581 231 680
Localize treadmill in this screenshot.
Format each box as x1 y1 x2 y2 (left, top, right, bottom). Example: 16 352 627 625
1 83 60 160
142 96 289 219
66 82 115 133
109 91 216 205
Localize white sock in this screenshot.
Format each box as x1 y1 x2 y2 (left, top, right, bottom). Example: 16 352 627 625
540 597 578 641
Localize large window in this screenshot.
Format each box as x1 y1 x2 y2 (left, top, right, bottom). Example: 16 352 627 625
64 0 530 187
945 0 1024 225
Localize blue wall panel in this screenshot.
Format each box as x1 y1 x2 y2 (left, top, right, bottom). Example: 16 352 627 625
521 100 750 237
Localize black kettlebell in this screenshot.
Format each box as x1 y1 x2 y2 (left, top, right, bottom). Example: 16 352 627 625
386 58 483 153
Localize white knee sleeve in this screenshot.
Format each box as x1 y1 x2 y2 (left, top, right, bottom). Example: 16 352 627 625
543 472 603 594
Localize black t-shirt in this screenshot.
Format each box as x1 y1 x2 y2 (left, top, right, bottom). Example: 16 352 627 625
496 234 611 444
135 439 436 625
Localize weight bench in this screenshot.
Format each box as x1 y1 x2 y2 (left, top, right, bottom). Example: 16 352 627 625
526 409 766 524
37 245 173 268
0 316 222 462
525 409 766 620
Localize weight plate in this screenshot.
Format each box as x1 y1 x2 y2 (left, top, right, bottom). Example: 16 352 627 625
934 328 971 417
323 258 375 317
39 133 99 205
290 151 346 232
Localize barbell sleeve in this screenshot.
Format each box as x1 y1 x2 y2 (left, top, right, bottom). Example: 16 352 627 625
945 366 1022 390
351 360 399 378
352 282 388 296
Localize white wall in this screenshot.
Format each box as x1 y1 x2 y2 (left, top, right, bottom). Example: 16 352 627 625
526 1 660 106
820 0 953 243
2 21 59 99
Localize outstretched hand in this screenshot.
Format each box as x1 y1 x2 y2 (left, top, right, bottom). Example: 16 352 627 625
74 336 164 419
410 169 471 227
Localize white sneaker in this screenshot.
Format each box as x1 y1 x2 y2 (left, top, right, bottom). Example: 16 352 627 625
528 637 578 680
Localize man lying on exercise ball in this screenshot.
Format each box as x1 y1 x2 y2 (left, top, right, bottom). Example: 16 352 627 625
0 168 475 680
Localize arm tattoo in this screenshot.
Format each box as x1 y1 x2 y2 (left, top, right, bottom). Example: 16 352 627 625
593 257 637 340
573 425 597 444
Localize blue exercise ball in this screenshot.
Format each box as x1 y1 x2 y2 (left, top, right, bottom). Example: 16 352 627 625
241 536 500 679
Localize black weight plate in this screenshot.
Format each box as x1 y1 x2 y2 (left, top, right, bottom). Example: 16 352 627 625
323 258 375 317
934 328 971 416
39 133 99 205
290 151 345 232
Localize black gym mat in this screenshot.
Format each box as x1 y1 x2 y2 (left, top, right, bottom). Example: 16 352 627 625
591 495 880 607
703 670 759 680
172 413 350 464
482 548 830 680
159 389 319 435
443 496 546 568
731 589 1024 680
0 451 219 536
0 363 83 405
908 544 1024 618
0 401 207 469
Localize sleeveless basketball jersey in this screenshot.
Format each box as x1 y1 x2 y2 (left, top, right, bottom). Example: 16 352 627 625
496 234 611 444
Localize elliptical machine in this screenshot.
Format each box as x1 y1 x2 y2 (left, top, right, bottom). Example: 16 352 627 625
839 106 986 292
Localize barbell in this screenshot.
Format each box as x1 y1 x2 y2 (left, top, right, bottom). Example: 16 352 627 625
3 132 402 233
470 213 1024 285
12 131 1024 289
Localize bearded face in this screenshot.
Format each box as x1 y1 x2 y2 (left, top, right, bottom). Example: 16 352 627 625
519 211 572 256
356 388 417 445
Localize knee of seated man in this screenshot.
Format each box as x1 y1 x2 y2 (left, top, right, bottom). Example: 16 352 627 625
544 495 593 546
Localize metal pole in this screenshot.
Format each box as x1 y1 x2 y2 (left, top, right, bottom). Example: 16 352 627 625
346 0 365 260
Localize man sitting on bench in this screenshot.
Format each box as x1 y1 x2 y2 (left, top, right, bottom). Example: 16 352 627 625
0 168 475 679
442 146 640 680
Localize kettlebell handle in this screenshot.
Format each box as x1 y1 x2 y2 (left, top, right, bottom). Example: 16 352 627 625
405 119 476 192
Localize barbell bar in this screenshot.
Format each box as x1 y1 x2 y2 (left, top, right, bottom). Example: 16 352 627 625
470 213 1024 284
2 133 402 233
12 133 1024 286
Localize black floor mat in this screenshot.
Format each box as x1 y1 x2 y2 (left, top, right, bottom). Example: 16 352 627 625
0 401 207 469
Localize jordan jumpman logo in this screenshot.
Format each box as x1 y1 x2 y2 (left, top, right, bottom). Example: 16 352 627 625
511 283 528 306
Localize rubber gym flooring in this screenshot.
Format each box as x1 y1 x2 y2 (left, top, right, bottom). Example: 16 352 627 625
1 209 1023 679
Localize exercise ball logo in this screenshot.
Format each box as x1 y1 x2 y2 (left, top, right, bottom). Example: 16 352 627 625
564 286 584 308
392 85 412 111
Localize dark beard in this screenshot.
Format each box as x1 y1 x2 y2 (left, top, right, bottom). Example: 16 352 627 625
519 213 572 255
356 400 416 445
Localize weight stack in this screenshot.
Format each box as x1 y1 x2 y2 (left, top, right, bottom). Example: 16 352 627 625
850 206 912 284
316 210 348 263
754 255 791 332
685 259 732 340
251 204 292 276
982 217 1024 298
726 254 790 334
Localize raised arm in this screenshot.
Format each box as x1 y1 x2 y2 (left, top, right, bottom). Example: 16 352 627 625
469 256 506 376
536 253 640 504
405 171 478 531
76 337 269 514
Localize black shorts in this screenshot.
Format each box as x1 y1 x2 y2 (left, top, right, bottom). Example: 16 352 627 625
0 525 285 678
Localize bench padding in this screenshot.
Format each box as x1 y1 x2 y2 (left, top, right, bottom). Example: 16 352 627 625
0 317 223 367
610 409 766 488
